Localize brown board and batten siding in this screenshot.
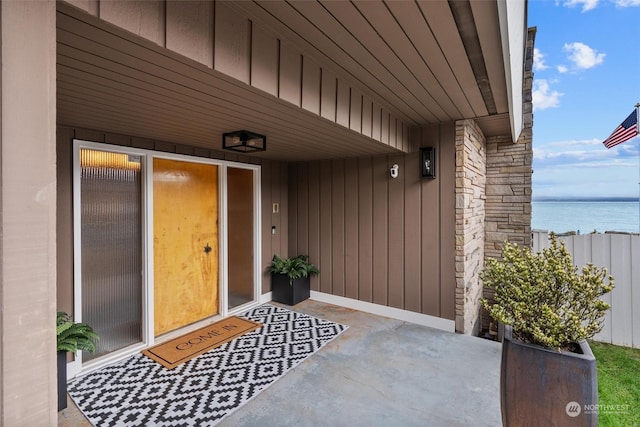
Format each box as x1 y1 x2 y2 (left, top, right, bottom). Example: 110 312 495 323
55 126 289 312
287 124 456 320
59 0 411 156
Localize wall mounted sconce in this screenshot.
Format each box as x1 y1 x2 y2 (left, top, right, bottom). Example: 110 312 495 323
420 147 436 178
390 164 399 179
222 130 266 153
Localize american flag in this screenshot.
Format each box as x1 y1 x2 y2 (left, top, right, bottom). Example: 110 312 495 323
602 110 639 149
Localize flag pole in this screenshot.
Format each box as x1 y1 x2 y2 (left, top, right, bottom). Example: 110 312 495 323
636 103 640 233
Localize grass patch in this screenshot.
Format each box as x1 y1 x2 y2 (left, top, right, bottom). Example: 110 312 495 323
590 341 640 426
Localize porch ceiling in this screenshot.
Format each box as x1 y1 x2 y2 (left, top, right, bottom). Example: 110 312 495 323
232 1 511 126
56 1 515 162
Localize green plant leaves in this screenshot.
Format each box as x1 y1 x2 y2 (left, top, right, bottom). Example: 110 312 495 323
56 311 99 353
481 234 614 350
268 254 319 284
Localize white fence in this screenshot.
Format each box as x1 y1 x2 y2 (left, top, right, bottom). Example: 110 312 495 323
532 231 640 349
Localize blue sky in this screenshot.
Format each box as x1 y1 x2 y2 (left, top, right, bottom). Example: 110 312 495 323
528 0 640 199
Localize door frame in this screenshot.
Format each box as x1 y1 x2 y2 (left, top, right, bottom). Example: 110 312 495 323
70 139 262 378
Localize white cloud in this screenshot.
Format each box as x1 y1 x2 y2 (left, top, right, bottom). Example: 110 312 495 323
563 42 605 69
534 145 602 163
533 135 639 199
613 0 640 7
533 48 549 71
534 137 639 170
563 0 640 10
542 138 602 150
563 0 600 11
532 80 562 111
557 65 569 73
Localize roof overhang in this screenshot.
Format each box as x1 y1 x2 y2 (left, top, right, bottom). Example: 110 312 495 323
56 0 527 161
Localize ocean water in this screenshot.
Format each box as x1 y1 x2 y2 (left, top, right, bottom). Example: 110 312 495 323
532 201 640 234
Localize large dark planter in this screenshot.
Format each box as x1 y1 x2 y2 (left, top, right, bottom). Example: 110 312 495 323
271 273 310 305
501 325 597 426
57 351 68 411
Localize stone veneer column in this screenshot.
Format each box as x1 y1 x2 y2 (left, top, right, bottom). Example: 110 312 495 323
454 119 486 335
482 28 535 333
1 1 57 424
484 135 532 258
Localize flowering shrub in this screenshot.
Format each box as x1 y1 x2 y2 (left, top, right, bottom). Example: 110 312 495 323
481 235 614 350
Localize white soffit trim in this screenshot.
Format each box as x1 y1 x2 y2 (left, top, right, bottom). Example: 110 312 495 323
309 291 455 333
497 0 526 143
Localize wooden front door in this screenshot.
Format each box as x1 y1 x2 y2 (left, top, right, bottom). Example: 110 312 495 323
153 158 219 335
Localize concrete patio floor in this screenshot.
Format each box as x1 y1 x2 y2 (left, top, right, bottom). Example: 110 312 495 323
58 300 502 426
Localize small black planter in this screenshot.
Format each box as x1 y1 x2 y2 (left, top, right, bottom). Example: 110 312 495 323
501 325 597 426
271 273 310 305
57 351 68 411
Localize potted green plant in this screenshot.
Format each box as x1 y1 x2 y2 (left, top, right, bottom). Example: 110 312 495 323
268 254 319 305
481 234 613 427
56 311 99 411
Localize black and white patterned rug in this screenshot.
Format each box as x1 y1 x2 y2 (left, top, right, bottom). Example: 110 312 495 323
68 304 347 426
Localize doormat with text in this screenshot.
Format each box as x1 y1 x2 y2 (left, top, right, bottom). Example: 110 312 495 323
68 304 347 426
142 316 262 369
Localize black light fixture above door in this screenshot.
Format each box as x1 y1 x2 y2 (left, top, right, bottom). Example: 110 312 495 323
222 130 266 153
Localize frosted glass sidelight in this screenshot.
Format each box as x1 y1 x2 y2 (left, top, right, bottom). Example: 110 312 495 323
80 149 143 361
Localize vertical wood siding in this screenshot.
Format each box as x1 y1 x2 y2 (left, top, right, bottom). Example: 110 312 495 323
100 1 165 46
301 57 321 115
57 127 76 315
214 2 250 83
439 125 457 320
288 124 456 319
344 158 359 299
250 25 279 96
166 1 213 67
261 157 289 293
57 125 454 320
59 0 411 152
320 69 337 122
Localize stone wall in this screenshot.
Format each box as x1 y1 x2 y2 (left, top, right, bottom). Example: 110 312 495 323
455 119 486 335
484 136 532 259
485 27 534 259
482 27 535 334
